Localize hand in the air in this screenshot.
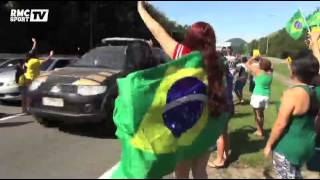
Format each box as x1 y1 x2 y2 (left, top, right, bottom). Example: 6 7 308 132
49 50 54 57
138 1 148 11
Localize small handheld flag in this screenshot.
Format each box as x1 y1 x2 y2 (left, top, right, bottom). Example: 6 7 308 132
307 9 320 27
286 10 308 40
287 56 293 65
253 49 260 58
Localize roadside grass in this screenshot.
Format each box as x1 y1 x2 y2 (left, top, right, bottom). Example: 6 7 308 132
273 63 290 77
224 73 287 168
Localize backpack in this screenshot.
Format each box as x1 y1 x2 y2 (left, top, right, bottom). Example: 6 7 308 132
15 65 24 84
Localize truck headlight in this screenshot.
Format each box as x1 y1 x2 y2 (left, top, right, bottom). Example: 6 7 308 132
77 85 107 96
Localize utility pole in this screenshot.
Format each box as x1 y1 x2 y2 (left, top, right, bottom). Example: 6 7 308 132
266 38 269 56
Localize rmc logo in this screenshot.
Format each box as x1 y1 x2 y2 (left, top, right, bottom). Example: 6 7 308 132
10 9 49 22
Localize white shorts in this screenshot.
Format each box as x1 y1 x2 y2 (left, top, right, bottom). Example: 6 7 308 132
250 95 269 109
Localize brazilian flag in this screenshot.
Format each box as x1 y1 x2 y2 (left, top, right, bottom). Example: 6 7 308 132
286 10 307 40
307 9 320 27
111 51 229 178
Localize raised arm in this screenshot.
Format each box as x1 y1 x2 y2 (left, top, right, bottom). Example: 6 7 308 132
29 37 37 54
309 31 320 62
46 50 54 61
41 50 54 63
137 1 178 59
245 56 260 76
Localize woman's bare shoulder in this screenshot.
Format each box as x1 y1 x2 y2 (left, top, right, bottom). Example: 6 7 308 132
282 87 309 102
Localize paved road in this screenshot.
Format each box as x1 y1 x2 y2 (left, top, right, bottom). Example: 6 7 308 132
265 56 285 64
0 103 120 179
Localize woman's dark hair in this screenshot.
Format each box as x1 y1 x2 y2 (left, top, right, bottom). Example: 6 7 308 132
259 58 272 72
291 55 319 85
241 56 248 63
184 21 227 117
291 55 320 116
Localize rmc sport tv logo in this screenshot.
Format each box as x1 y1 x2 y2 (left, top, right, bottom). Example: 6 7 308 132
10 9 49 22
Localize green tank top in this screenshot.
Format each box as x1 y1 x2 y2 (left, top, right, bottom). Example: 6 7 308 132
253 71 273 96
274 85 319 166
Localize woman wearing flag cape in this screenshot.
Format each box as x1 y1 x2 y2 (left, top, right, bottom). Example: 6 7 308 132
137 1 229 178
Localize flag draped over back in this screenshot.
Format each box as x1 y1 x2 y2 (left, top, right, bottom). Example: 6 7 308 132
111 51 229 179
286 10 307 40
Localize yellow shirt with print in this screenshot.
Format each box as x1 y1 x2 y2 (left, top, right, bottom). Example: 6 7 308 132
25 58 45 81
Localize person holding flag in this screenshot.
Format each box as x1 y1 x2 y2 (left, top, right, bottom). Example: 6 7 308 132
110 1 230 179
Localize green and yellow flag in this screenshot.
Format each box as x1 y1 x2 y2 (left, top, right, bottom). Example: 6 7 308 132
111 52 229 178
307 9 320 27
286 10 307 40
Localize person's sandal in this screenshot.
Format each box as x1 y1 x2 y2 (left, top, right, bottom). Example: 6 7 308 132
207 160 226 169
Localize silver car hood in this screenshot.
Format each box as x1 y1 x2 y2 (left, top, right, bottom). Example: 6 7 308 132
0 69 16 82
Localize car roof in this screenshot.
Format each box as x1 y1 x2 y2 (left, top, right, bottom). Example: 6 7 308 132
101 37 148 44
84 46 127 58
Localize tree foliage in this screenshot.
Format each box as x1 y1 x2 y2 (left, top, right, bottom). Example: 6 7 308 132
246 8 320 59
247 28 309 59
0 1 188 54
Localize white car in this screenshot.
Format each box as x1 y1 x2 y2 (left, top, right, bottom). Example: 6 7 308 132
0 56 78 102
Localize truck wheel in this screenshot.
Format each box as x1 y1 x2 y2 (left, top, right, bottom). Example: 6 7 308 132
103 96 116 133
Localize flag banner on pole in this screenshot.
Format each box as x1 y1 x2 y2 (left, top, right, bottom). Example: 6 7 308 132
111 51 229 179
286 10 307 40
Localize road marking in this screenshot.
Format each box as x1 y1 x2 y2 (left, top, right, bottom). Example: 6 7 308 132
0 113 26 122
97 162 174 179
98 162 120 179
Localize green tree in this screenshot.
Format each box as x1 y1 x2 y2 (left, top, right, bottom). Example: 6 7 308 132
0 1 188 54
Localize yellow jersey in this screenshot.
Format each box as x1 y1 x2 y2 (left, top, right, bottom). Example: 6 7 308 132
24 58 44 81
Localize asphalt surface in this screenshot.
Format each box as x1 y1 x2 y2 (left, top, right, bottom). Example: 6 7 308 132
0 102 121 179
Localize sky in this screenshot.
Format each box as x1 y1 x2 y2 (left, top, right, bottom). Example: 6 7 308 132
151 1 319 44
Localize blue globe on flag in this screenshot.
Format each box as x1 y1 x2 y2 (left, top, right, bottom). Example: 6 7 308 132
294 20 303 29
163 77 207 138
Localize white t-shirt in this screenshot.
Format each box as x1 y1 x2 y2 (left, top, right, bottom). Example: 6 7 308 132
226 55 237 76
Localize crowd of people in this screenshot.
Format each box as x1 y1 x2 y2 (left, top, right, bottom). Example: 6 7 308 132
137 1 320 179
13 1 320 179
